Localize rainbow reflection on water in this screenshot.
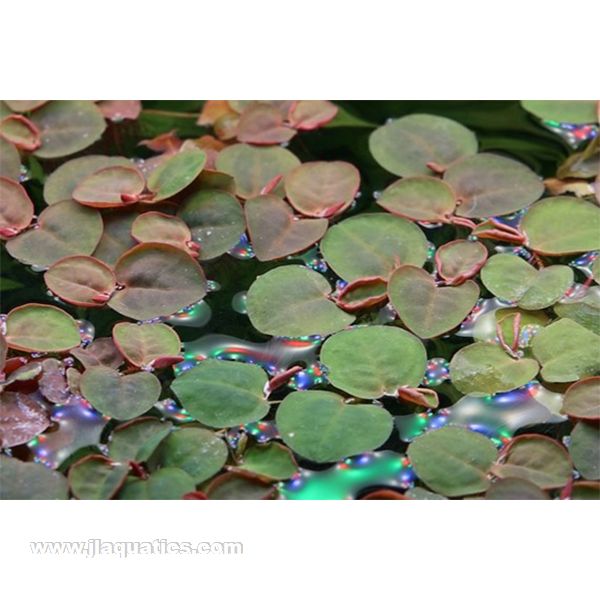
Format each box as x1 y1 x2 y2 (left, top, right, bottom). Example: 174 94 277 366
544 120 598 148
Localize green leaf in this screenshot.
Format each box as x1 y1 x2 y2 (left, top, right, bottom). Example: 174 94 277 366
388 265 479 338
119 468 196 500
0 137 21 180
554 287 600 335
246 265 354 337
44 255 116 307
491 434 572 489
147 148 206 201
444 153 543 218
571 482 600 500
131 212 194 255
0 455 68 499
171 359 269 427
109 417 173 462
177 189 245 259
68 455 129 499
216 143 300 199
450 342 539 395
107 243 207 320
245 195 328 261
320 213 428 281
276 390 393 463
205 472 276 499
562 377 600 421
6 200 103 267
92 210 138 266
481 254 573 310
369 113 477 177
521 100 598 124
31 100 106 159
73 165 146 208
407 427 498 497
521 197 600 255
377 176 456 222
283 161 360 217
532 318 600 382
435 240 487 284
570 422 600 480
485 477 549 499
150 427 228 484
320 325 427 398
112 322 181 368
5 303 81 352
236 442 298 481
80 366 161 420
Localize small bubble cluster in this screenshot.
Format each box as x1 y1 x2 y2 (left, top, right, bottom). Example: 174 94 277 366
228 233 255 259
292 246 328 273
569 251 598 277
245 421 279 443
287 363 328 390
422 357 450 386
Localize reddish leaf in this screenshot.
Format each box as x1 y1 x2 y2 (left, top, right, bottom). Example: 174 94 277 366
71 337 124 370
0 114 41 151
237 104 296 145
361 490 411 500
73 165 147 208
435 239 488 285
138 130 182 153
0 177 34 239
197 101 236 126
97 100 142 122
131 212 198 257
336 276 388 312
288 100 338 130
0 391 50 448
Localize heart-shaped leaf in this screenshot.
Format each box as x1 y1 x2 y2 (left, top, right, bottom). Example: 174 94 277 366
407 426 498 497
131 212 196 256
481 254 573 310
119 468 196 500
44 255 116 307
147 147 206 201
44 155 132 205
521 197 600 255
107 243 207 320
245 195 328 261
388 265 479 338
171 359 269 427
73 165 146 208
108 417 173 462
0 391 50 447
92 210 138 266
485 477 549 499
215 143 300 199
320 213 429 281
450 342 539 395
288 100 338 130
491 434 572 489
369 114 477 177
0 114 41 151
236 103 295 145
246 265 354 337
68 455 129 499
31 100 106 159
532 318 600 382
276 390 393 463
521 100 598 124
562 377 600 421
377 176 456 222
6 200 103 267
569 422 600 480
0 176 34 239
5 304 81 352
0 137 21 180
150 427 228 484
435 240 488 284
0 455 68 499
235 442 298 481
112 322 181 368
320 325 427 398
284 161 360 217
80 366 161 420
556 287 600 335
177 189 245 259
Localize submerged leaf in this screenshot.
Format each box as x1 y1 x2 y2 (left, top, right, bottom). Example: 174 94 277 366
0 391 50 447
68 455 129 499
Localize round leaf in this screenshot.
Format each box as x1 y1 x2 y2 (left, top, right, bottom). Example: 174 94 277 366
112 322 181 368
0 176 34 238
73 165 145 208
320 213 428 281
80 366 161 420
320 325 427 398
205 471 276 500
5 304 81 352
284 161 360 217
444 153 544 218
0 391 50 447
147 147 206 201
369 113 477 177
119 468 196 500
236 103 295 145
435 239 487 284
236 442 298 481
407 426 498 497
31 100 106 159
44 255 116 307
246 265 354 337
288 100 338 130
68 455 129 499
107 243 207 320
450 342 539 395
276 390 393 463
171 359 269 427
485 477 549 499
570 422 600 480
109 417 173 462
562 377 600 421
131 212 194 255
521 100 598 124
6 200 103 267
0 456 68 499
388 265 479 338
245 195 328 261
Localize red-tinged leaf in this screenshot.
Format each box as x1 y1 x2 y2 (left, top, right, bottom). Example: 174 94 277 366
131 212 197 257
435 239 488 285
0 391 50 448
237 104 296 145
0 177 34 239
197 101 235 126
0 332 7 376
205 471 278 500
44 255 117 307
266 366 304 393
213 112 240 140
112 322 181 369
562 376 600 422
361 490 411 500
335 276 388 312
284 161 360 217
138 130 182 153
4 100 47 112
0 115 41 151
97 100 142 122
71 337 124 370
73 165 146 208
396 386 439 409
245 194 328 261
288 100 338 130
